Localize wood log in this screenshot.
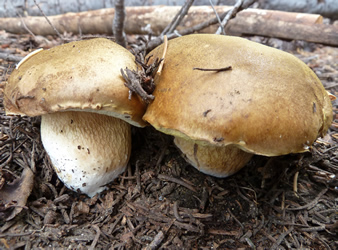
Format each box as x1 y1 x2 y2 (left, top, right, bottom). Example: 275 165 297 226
227 14 338 46
0 6 336 46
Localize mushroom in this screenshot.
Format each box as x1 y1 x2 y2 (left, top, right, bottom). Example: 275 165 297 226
143 34 333 177
4 38 147 197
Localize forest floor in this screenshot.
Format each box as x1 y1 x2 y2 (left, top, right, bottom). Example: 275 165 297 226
0 30 337 249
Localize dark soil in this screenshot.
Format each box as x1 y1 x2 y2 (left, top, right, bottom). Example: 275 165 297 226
0 31 337 249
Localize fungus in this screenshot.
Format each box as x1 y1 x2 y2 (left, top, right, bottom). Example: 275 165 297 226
4 38 147 197
143 34 333 177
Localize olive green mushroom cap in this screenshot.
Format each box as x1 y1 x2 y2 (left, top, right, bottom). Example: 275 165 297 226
4 38 147 127
143 34 333 156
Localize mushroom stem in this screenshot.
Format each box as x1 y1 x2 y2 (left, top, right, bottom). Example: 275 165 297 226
174 137 253 177
41 111 131 197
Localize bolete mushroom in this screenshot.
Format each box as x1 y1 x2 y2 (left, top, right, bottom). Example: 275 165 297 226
143 34 333 177
4 38 147 197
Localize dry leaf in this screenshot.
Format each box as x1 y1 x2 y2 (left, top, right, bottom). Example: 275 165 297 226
0 167 34 221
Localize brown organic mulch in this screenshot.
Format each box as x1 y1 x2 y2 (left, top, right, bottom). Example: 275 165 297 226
0 31 337 249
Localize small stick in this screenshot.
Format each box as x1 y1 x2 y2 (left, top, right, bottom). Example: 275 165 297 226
17 12 36 38
135 8 230 53
89 224 101 250
156 35 168 76
271 226 294 250
33 0 63 40
215 0 244 35
30 141 36 173
135 161 141 193
144 231 164 250
127 163 133 186
173 201 184 222
209 0 224 34
293 171 299 197
161 0 195 36
199 187 209 212
227 208 244 230
158 174 197 192
193 66 232 72
286 188 328 211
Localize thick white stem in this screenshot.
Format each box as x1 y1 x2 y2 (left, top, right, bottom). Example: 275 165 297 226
41 111 131 197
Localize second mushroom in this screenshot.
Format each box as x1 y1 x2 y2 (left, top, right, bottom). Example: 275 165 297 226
143 34 333 177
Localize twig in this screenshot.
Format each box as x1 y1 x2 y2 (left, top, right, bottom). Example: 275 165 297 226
156 35 168 76
89 224 101 250
135 161 141 193
108 214 124 234
173 201 184 222
144 0 256 52
193 66 232 72
158 174 197 192
209 0 224 34
253 215 265 236
135 9 230 53
300 225 326 232
30 141 36 173
144 231 164 250
215 0 244 35
286 188 328 211
215 0 257 35
161 0 195 36
33 0 63 40
199 187 209 212
271 226 294 250
261 229 277 243
227 208 244 230
293 171 299 196
17 12 36 38
322 145 338 153
113 0 127 47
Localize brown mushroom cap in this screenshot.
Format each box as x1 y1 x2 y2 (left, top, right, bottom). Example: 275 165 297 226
4 38 147 127
144 34 333 157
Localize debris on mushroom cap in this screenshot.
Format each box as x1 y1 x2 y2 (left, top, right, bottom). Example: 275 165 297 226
4 38 147 127
41 111 131 197
174 137 253 177
143 34 333 157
